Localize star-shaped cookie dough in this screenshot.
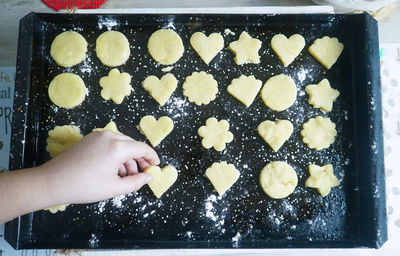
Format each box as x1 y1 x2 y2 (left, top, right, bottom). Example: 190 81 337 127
305 164 340 197
198 117 233 151
99 68 132 104
305 79 340 112
228 31 262 65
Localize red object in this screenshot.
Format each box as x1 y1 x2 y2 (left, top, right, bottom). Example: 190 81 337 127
42 0 107 11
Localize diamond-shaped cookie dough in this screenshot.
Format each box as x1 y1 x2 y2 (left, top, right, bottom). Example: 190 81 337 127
198 117 233 151
99 68 132 104
258 120 293 152
205 161 240 196
301 116 337 150
270 33 305 67
139 115 174 147
144 165 178 198
305 164 340 197
190 32 224 65
308 36 344 69
305 79 340 112
227 75 262 107
142 73 177 106
229 31 262 65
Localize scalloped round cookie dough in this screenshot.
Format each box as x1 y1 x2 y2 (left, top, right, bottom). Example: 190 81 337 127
46 125 83 158
301 116 337 150
227 75 262 107
229 31 262 65
142 73 177 106
305 78 340 112
96 30 130 67
50 31 87 67
308 36 344 69
190 32 224 65
206 161 240 196
148 29 184 65
270 33 305 67
99 68 132 104
259 161 298 199
260 74 297 111
198 117 234 152
183 71 218 105
305 164 340 197
48 73 87 109
45 204 69 214
139 115 174 147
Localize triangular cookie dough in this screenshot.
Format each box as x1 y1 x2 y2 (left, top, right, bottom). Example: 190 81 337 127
308 36 344 69
227 75 262 107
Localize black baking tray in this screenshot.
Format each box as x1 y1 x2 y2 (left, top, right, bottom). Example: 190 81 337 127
5 12 386 249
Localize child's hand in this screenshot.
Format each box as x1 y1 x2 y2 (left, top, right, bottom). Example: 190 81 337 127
41 131 159 205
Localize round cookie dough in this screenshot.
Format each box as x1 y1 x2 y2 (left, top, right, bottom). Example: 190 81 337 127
48 73 87 109
301 116 337 150
50 31 87 67
183 71 218 105
46 125 83 158
259 161 298 199
260 74 297 111
96 30 130 67
147 29 184 65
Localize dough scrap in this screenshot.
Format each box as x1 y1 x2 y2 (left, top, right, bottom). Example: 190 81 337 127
93 121 122 135
259 161 298 199
50 31 87 67
308 36 344 69
45 204 69 214
258 120 293 152
144 165 178 198
142 73 177 106
99 68 132 104
301 116 337 150
227 75 262 107
183 71 218 105
271 34 305 67
148 29 184 65
139 115 174 147
305 79 340 112
46 125 83 158
96 30 130 67
260 74 297 111
206 161 240 196
48 73 87 109
305 164 340 197
229 31 262 65
198 117 233 151
190 32 224 65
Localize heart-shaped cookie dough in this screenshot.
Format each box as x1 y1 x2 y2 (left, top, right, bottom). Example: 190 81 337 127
271 34 305 67
142 73 177 106
258 120 293 152
308 36 344 69
205 161 240 196
190 32 224 65
139 115 174 147
145 165 178 198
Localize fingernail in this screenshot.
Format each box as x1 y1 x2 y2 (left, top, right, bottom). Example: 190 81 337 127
145 175 152 183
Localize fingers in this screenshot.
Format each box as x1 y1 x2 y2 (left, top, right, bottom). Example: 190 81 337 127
119 172 152 194
118 164 127 177
115 140 160 166
136 158 152 170
124 159 138 175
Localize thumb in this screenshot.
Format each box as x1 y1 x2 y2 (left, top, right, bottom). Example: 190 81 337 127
119 172 152 194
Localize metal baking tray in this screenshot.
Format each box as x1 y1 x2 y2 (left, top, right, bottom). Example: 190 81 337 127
5 12 386 249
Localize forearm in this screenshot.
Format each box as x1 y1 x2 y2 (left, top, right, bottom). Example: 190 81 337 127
0 166 58 224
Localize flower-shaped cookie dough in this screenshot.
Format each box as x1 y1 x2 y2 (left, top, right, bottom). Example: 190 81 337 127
305 79 340 112
198 117 233 151
301 116 337 150
305 164 340 197
99 68 132 104
183 71 218 105
229 31 262 65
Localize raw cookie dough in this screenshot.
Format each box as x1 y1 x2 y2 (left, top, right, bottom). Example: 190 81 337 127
139 115 174 147
183 71 218 105
271 34 305 67
258 120 293 152
93 121 122 134
144 165 178 198
198 117 233 151
99 68 132 104
308 36 344 69
142 73 177 106
96 30 130 67
46 125 83 158
301 116 337 150
147 29 184 65
227 75 262 107
229 31 262 65
305 78 340 112
206 161 240 196
45 204 69 214
305 164 340 197
259 161 298 199
50 31 87 67
260 74 297 111
190 32 224 65
48 73 87 109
